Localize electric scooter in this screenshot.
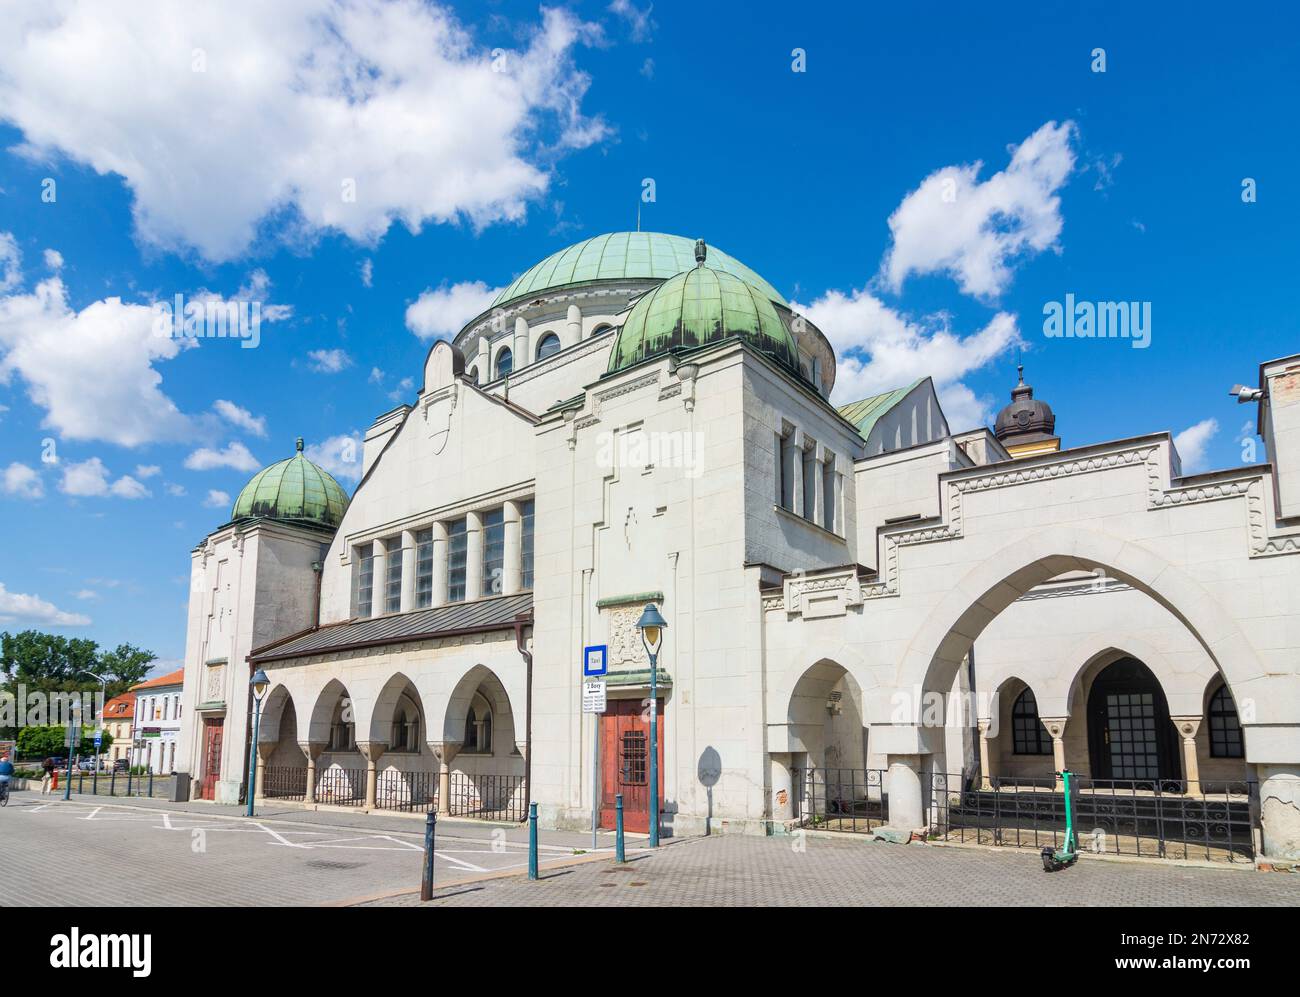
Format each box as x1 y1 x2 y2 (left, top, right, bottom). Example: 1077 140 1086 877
1041 769 1079 871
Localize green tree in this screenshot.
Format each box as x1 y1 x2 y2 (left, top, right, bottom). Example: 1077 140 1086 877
96 643 155 696
15 724 113 760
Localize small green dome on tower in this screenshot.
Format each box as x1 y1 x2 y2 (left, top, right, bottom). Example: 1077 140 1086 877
606 241 800 375
230 438 350 530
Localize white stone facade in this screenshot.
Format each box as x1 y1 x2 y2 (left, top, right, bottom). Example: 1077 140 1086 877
174 234 1300 860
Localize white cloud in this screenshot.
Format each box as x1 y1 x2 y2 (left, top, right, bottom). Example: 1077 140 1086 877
58 457 151 499
0 3 608 262
203 489 231 508
0 232 21 292
1174 418 1219 475
184 441 260 472
234 269 292 321
134 464 161 478
405 281 500 340
368 366 384 384
43 248 64 271
609 0 656 42
880 120 1077 299
796 288 1022 431
305 432 363 483
212 399 267 437
0 581 91 627
164 482 187 497
74 589 98 600
308 348 353 373
360 259 374 288
0 274 196 446
3 461 44 499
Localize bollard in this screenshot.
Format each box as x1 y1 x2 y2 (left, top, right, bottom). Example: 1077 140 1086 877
93 767 98 796
420 810 437 902
110 769 116 797
149 769 154 796
615 793 625 863
528 802 539 880
126 768 133 796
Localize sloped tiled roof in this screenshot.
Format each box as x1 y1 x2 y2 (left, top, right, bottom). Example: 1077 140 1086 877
103 694 134 719
131 668 185 692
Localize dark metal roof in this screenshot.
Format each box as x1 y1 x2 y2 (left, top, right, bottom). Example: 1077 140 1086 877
250 593 532 663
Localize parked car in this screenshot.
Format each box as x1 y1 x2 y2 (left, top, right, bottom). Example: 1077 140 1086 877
112 757 129 773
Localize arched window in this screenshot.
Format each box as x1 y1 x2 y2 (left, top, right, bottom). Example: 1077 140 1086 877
1012 688 1052 755
592 323 613 338
464 697 493 754
535 332 561 361
1208 684 1243 758
495 347 513 378
390 699 420 753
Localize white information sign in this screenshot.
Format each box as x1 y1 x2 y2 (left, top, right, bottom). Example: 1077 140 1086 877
582 678 607 714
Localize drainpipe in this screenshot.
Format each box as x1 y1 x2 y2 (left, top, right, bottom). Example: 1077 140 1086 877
514 613 533 821
240 654 255 805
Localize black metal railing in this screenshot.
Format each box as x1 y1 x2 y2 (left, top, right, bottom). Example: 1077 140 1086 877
448 772 526 821
929 772 1258 863
792 768 888 834
61 768 172 799
375 769 436 813
261 766 307 801
315 767 365 807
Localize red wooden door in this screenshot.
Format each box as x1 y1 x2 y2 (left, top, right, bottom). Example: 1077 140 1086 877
599 698 664 833
200 719 223 801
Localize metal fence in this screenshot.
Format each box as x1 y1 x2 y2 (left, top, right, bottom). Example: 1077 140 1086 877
792 767 1258 863
315 766 365 807
261 766 307 802
375 769 436 813
54 769 174 799
448 772 526 822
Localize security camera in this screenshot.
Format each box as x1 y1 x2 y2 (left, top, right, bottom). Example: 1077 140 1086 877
1230 384 1264 403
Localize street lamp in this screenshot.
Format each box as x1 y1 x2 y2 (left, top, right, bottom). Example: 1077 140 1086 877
246 668 270 817
635 602 667 847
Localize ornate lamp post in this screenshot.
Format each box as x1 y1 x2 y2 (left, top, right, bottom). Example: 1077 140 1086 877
246 668 270 817
635 603 667 847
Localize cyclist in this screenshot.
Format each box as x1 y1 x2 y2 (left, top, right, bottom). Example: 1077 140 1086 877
0 752 13 805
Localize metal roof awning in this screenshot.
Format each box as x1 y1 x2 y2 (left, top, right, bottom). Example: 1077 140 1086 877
250 593 533 663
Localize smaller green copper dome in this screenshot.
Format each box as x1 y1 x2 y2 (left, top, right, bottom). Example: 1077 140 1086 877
607 243 800 375
231 438 350 530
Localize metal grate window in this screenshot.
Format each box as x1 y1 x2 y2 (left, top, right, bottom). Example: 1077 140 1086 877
520 499 535 590
1012 689 1053 755
1209 684 1243 758
354 543 374 618
621 730 647 785
482 507 505 596
414 528 434 608
447 518 467 602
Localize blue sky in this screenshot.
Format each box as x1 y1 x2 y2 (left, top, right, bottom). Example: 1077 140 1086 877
0 0 1296 671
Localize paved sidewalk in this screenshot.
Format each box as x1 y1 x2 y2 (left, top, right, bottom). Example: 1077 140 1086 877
364 832 1300 907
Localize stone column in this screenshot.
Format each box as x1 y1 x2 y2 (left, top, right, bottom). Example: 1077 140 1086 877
565 303 582 347
886 754 924 831
785 430 804 516
1042 718 1068 790
1259 765 1300 861
465 510 483 600
430 521 448 606
476 336 490 382
357 741 386 810
300 741 325 803
1171 717 1203 795
977 719 995 791
513 316 529 369
399 529 417 613
769 753 794 823
370 540 387 618
254 741 274 800
429 742 461 816
809 444 825 525
502 500 522 596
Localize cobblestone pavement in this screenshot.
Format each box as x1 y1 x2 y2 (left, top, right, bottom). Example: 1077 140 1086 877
366 833 1300 907
0 791 633 906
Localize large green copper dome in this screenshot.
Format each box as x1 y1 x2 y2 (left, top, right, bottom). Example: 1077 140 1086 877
492 231 787 310
607 244 800 375
230 439 349 530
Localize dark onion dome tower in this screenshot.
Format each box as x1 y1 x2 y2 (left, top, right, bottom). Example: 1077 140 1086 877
229 438 350 531
606 239 802 377
994 364 1060 458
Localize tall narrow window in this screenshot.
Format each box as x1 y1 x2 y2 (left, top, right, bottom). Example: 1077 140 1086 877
447 518 468 602
495 347 513 378
1012 689 1053 755
482 507 505 596
1208 684 1243 758
384 536 402 613
415 528 433 608
535 332 561 360
354 542 374 618
775 432 786 508
822 458 837 533
802 446 817 521
520 499 535 590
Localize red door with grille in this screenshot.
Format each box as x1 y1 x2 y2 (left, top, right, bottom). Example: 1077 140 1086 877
199 718 223 801
599 697 664 833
